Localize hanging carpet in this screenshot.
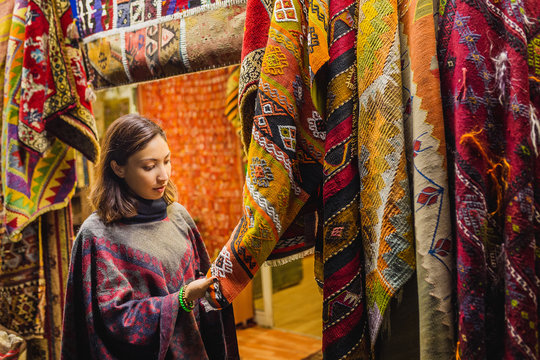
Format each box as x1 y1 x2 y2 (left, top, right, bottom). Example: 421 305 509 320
76 0 246 89
236 0 273 153
397 0 455 357
356 0 416 347
0 206 74 359
320 0 369 357
438 0 540 357
206 0 325 309
18 0 99 161
1 0 77 240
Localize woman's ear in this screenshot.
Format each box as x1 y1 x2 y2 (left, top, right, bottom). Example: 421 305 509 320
110 160 125 178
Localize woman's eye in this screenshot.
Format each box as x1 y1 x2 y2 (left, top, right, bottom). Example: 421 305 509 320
165 159 170 165
143 166 154 171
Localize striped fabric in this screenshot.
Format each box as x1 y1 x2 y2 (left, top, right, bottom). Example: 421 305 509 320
321 0 369 357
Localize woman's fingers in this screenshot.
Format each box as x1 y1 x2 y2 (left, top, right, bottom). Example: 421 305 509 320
184 276 217 302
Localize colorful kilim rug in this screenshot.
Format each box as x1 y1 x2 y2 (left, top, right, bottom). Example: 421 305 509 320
0 220 45 352
0 0 14 238
138 67 245 260
307 0 328 116
438 0 539 357
0 206 74 360
238 0 275 154
40 206 74 359
1 0 77 240
356 0 416 346
237 0 273 153
321 0 369 357
531 18 540 360
398 0 454 357
206 0 325 309
77 0 246 89
18 0 99 161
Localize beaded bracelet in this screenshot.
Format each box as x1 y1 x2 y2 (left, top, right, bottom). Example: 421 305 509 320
179 286 194 312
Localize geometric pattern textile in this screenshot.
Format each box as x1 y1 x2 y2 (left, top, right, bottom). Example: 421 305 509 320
0 221 44 340
0 206 74 360
1 0 77 241
77 0 246 89
306 0 329 115
321 0 369 357
357 0 416 346
531 15 540 360
438 0 539 357
138 67 245 259
40 207 74 359
237 0 273 153
0 0 12 240
398 0 454 357
206 0 324 310
18 0 99 162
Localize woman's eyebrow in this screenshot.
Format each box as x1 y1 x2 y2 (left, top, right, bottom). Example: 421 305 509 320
138 152 171 162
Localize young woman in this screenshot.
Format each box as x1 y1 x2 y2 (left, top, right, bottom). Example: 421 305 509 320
61 114 239 359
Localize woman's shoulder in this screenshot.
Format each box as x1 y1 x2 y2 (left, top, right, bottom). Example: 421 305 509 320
167 202 195 226
70 213 109 253
76 212 107 236
167 201 187 214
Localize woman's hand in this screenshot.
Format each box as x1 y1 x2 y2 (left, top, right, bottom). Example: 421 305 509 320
183 276 216 303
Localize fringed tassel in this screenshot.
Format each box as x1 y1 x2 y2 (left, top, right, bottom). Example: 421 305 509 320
85 84 97 103
460 129 511 215
492 51 508 105
530 104 540 156
66 20 80 41
264 248 315 267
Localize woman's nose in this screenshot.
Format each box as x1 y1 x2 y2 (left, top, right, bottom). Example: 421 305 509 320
157 165 169 181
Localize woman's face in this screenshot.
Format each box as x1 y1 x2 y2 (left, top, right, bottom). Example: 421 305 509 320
112 135 171 200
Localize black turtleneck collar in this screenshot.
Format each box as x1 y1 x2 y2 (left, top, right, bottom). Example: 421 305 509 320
120 196 168 224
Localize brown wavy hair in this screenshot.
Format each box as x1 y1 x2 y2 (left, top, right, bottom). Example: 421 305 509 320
90 114 178 223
